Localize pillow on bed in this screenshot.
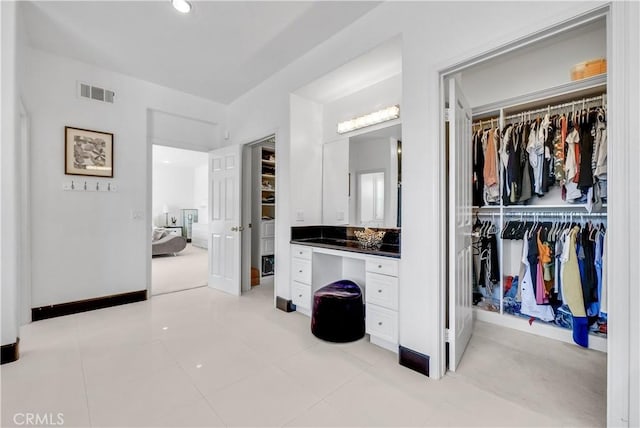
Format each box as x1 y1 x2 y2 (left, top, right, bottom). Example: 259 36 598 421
152 229 168 241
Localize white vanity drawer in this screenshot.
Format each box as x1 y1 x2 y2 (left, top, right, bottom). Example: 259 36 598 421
365 273 398 310
365 257 399 277
291 245 312 260
292 281 311 310
366 305 398 344
291 258 312 284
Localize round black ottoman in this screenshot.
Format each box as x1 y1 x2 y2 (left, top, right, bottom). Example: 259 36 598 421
311 280 364 343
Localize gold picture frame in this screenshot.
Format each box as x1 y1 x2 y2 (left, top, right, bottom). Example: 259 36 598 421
65 126 114 177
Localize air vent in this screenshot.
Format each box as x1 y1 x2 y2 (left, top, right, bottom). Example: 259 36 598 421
78 82 115 104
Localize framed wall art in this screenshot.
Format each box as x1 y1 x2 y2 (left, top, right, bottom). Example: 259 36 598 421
65 126 114 177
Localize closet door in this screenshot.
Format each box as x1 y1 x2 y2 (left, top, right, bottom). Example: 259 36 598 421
448 78 474 371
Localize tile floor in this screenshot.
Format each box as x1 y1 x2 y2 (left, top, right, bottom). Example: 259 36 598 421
1 284 606 427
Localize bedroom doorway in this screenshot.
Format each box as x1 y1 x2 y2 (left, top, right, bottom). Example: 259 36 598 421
151 144 209 295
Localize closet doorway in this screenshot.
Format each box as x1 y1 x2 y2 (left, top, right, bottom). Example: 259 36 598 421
441 7 611 422
241 135 277 294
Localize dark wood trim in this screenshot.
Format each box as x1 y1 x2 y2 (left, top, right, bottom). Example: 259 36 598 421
399 345 430 377
1 338 20 364
276 296 296 312
32 290 146 321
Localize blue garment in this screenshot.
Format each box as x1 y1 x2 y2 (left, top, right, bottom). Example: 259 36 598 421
594 231 604 317
573 316 589 347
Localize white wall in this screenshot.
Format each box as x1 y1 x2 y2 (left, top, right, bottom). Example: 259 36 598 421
21 47 226 307
460 19 606 108
152 164 197 227
193 163 208 223
290 94 323 227
323 74 401 143
1 0 20 347
226 1 617 380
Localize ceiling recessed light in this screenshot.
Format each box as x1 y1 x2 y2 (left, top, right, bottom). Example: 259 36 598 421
171 0 192 14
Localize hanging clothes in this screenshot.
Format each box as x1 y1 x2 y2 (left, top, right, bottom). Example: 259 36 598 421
527 120 545 195
472 130 485 207
483 128 500 204
520 229 555 322
564 128 582 201
578 110 596 190
560 226 588 347
592 108 608 201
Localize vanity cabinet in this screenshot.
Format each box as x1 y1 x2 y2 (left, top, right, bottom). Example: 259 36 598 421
289 243 400 352
291 244 312 315
365 257 399 352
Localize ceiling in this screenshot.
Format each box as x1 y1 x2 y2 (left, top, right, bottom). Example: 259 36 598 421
153 145 208 168
21 1 381 105
295 36 402 105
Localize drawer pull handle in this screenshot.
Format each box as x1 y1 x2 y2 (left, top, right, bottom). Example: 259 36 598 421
378 264 382 269
378 321 383 326
299 294 302 298
298 270 303 273
299 252 303 255
377 289 382 293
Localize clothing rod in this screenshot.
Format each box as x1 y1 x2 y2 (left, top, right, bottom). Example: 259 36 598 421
476 211 607 218
504 94 606 121
504 212 607 217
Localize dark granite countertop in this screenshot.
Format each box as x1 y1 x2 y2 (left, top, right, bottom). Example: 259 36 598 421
290 237 400 258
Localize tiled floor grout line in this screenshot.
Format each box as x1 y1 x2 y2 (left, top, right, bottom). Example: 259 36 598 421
166 338 230 428
75 333 94 428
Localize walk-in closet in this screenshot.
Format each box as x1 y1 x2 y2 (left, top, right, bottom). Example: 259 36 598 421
447 13 609 362
250 136 276 285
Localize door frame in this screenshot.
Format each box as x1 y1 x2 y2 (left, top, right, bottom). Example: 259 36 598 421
240 134 277 294
145 108 219 298
436 3 632 425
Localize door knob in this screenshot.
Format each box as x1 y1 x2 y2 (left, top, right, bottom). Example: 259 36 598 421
231 227 238 232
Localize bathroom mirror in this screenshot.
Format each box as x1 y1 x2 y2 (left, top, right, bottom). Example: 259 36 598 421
322 124 401 227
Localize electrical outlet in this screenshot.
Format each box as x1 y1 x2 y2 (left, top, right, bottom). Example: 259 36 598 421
336 211 345 221
296 211 304 221
131 210 144 220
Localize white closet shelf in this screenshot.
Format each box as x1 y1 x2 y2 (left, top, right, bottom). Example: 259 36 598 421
473 74 606 118
262 174 276 179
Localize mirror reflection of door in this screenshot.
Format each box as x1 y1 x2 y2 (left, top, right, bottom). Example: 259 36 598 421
358 171 385 226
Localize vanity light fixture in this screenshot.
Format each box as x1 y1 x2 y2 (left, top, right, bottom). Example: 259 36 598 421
171 0 192 14
337 104 400 134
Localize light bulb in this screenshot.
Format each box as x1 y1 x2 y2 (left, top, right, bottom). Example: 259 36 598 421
172 0 192 14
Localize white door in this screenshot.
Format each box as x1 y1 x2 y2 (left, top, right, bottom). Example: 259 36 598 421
209 145 243 296
322 139 349 225
448 78 474 371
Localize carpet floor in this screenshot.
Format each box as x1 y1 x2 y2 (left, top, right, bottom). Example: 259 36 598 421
152 243 208 295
